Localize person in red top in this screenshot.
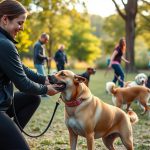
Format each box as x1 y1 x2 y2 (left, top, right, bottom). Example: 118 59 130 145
108 37 130 87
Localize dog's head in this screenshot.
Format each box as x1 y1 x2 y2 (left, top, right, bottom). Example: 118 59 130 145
48 70 87 92
87 67 96 75
135 73 147 86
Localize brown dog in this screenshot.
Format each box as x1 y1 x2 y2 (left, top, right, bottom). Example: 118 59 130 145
106 82 150 115
79 67 96 87
49 70 138 150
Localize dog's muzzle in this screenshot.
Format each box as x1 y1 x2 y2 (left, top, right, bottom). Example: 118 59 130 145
48 75 66 91
93 70 96 74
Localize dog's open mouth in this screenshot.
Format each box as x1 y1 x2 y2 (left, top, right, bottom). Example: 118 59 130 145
48 75 66 91
53 82 66 91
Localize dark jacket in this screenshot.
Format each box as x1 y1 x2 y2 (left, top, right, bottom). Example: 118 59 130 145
54 49 67 65
33 41 47 65
0 27 47 111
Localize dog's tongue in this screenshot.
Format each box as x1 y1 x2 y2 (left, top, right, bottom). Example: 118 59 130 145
53 84 63 88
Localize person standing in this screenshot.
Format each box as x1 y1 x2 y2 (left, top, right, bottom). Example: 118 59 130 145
54 44 68 71
108 37 130 87
33 33 50 75
0 1 59 149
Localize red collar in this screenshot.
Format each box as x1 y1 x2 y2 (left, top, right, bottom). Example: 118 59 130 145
65 98 82 107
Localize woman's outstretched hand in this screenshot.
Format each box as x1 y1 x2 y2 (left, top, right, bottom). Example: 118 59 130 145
47 84 60 96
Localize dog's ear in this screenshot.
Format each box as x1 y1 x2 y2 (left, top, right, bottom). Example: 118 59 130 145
74 75 87 84
135 75 140 84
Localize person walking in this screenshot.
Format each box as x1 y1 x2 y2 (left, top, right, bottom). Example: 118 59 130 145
0 1 59 150
108 37 130 87
54 44 68 71
33 33 50 75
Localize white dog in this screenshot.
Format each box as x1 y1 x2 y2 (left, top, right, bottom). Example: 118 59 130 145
125 73 148 87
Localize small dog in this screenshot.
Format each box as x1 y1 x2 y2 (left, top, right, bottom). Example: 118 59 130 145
79 67 96 87
125 73 148 87
106 81 150 116
49 70 138 150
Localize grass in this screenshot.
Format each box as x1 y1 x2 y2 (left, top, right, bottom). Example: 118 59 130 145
25 69 150 150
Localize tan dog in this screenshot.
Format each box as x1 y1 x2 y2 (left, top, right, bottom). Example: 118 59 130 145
106 82 150 115
124 73 149 110
49 70 138 150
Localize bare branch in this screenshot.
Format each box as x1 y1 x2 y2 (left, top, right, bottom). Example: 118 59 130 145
112 0 126 20
121 0 126 7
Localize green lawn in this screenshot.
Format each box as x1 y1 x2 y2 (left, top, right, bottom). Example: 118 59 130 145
25 69 150 150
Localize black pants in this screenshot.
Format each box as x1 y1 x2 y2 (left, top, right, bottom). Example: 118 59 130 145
56 63 65 71
0 92 41 150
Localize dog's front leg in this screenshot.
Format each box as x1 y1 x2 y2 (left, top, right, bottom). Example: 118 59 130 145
86 133 95 150
126 103 131 112
68 128 78 150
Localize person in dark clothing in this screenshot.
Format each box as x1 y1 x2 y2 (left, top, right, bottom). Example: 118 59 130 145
0 1 59 150
108 37 130 87
33 33 50 76
54 44 68 71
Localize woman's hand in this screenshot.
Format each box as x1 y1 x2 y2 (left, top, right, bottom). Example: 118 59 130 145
45 76 50 85
47 84 60 96
108 63 112 69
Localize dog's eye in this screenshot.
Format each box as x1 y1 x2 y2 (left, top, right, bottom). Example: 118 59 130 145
60 72 66 76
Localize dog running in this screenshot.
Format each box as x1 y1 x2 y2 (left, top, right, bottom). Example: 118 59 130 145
106 81 150 116
49 70 138 150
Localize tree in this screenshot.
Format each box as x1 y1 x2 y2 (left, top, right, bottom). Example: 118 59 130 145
111 0 150 72
16 21 32 54
102 14 125 54
28 0 85 71
112 0 138 72
68 13 101 64
90 15 104 38
136 1 150 50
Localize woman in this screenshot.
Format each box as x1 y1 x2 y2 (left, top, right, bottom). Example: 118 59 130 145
108 38 130 87
0 0 59 149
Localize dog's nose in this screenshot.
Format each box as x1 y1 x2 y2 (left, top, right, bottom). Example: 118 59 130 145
141 80 144 83
48 75 57 84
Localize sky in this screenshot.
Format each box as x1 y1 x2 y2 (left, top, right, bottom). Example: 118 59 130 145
85 0 123 17
30 0 123 17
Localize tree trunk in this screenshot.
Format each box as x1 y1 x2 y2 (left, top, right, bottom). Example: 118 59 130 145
125 0 138 72
112 0 138 73
125 16 136 72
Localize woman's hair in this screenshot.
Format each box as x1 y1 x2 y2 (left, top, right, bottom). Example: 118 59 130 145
119 37 126 53
0 0 27 20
